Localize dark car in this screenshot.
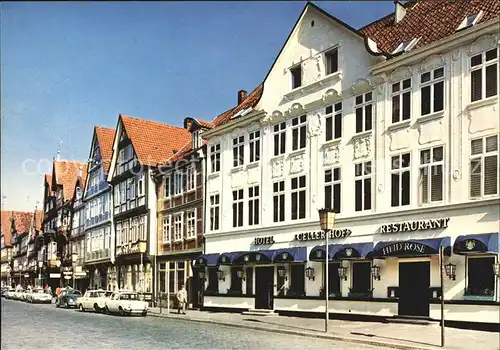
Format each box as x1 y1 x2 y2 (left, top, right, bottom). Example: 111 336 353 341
56 290 82 308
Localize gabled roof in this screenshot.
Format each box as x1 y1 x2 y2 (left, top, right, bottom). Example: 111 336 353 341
11 211 33 235
34 210 43 231
94 126 115 174
118 114 191 166
359 0 500 54
71 164 89 201
53 160 88 201
44 174 53 195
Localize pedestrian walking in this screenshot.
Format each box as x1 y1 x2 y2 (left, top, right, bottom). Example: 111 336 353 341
176 285 188 315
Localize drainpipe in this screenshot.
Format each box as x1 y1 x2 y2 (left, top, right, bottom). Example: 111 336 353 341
201 146 207 255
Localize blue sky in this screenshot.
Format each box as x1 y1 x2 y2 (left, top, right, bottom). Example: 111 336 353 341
1 1 393 211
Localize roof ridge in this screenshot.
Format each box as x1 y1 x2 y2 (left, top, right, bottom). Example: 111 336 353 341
121 114 186 131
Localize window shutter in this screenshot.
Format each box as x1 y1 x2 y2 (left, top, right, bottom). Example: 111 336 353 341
484 154 498 195
471 69 482 102
485 64 498 98
470 159 482 197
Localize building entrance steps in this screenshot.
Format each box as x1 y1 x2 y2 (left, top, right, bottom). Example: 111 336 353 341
242 309 279 316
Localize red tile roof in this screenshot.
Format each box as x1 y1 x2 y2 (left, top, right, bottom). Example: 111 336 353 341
11 211 33 234
195 119 215 129
54 160 88 201
359 0 500 54
1 211 13 247
95 126 115 174
209 84 263 128
120 114 191 166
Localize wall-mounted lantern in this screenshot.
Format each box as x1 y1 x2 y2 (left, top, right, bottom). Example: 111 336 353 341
444 262 456 280
198 271 206 280
493 262 500 277
277 266 287 280
216 269 225 281
371 265 381 281
337 266 347 281
236 269 245 281
305 266 315 281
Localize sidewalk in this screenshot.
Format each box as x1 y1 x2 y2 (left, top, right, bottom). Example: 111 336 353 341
148 308 499 350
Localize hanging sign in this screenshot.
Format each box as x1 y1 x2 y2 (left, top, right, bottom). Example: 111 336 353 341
380 218 450 233
294 229 352 241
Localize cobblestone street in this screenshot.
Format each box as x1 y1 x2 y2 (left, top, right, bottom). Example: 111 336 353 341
1 299 381 349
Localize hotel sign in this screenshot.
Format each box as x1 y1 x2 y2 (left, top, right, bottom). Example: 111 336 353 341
380 218 450 234
294 229 352 241
253 236 275 245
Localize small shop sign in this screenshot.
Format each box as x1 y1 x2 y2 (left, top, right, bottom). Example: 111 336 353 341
380 218 450 234
294 229 352 241
253 236 275 245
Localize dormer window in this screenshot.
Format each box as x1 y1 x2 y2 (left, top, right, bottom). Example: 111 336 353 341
290 65 302 89
192 130 201 149
456 10 483 31
392 37 420 55
325 47 338 75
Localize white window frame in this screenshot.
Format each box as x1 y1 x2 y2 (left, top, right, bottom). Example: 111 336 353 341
210 143 221 173
186 210 196 239
186 166 195 192
173 171 183 196
391 78 412 123
324 46 339 75
164 175 171 198
291 115 307 151
232 189 244 228
173 213 183 242
273 122 286 156
209 194 220 231
290 64 302 89
232 136 244 167
325 102 342 141
420 67 445 116
162 215 171 244
290 175 306 221
324 167 341 214
390 153 411 207
249 130 261 163
470 135 499 199
354 161 372 212
354 92 373 133
248 185 260 226
419 146 444 205
470 48 498 102
138 215 146 241
272 180 285 223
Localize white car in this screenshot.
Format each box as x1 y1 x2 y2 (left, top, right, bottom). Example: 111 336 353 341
76 290 109 312
104 291 148 316
26 288 52 304
4 288 15 299
13 289 25 300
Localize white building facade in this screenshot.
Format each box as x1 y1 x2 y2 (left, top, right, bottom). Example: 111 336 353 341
199 2 499 327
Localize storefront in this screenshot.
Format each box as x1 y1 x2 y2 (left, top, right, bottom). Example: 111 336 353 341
198 205 499 326
115 242 152 294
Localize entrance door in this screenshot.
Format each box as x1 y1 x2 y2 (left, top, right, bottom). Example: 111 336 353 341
191 267 204 308
255 266 274 310
398 262 430 317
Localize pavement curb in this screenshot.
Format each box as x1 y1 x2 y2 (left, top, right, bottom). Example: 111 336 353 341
148 312 434 350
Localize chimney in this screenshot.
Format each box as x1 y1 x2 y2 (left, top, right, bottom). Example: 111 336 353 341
394 1 406 24
237 90 248 105
78 165 83 178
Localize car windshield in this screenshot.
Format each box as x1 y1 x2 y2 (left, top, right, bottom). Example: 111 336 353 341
119 293 138 300
105 292 113 297
96 292 106 297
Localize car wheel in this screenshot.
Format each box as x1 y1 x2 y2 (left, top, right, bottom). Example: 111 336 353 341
79 304 84 312
93 303 100 313
64 301 68 308
104 306 110 315
141 311 147 317
119 307 124 316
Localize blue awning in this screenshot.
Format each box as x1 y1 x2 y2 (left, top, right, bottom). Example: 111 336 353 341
218 251 248 265
310 243 373 261
272 247 307 263
194 253 220 267
453 233 499 255
372 237 451 259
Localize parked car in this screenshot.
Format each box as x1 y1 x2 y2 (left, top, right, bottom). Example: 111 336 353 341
26 287 52 304
12 289 25 300
56 289 82 308
104 291 148 316
76 290 109 312
4 287 15 299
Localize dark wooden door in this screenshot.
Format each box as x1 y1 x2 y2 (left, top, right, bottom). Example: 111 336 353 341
398 262 430 317
255 266 274 310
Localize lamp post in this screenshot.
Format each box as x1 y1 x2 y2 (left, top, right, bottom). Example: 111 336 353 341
318 208 335 334
439 246 445 348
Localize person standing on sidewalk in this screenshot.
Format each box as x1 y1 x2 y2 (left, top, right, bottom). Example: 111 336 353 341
176 285 187 314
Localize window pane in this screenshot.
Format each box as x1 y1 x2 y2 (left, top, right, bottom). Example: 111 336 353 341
333 183 341 214
325 185 332 210
292 128 298 150
484 155 498 195
392 95 400 123
485 64 498 98
485 49 497 61
467 257 495 295
402 170 410 206
431 164 443 201
334 113 342 139
364 178 372 210
299 126 306 149
470 159 482 197
326 117 333 141
486 136 498 152
355 107 363 133
402 91 411 120
420 168 429 203
433 81 444 112
471 69 482 102
355 180 362 211
421 86 431 115
391 173 400 207
365 105 372 131
471 139 483 155
470 54 482 67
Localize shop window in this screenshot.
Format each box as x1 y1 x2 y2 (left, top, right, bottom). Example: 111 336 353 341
245 267 253 296
350 262 372 295
206 267 219 293
466 256 495 297
177 261 185 292
288 264 305 297
322 262 341 297
229 267 242 294
277 266 286 297
158 267 166 294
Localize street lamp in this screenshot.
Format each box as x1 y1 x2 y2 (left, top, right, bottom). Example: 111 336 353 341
305 266 315 281
236 269 245 281
337 266 347 281
371 265 381 281
216 269 225 281
318 208 335 334
444 262 456 280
